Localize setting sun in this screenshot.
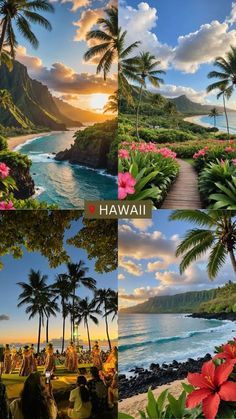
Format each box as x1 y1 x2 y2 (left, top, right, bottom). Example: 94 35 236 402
89 93 109 112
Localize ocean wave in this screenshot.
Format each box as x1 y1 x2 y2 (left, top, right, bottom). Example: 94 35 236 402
28 153 55 163
14 133 51 151
32 186 45 198
119 324 231 352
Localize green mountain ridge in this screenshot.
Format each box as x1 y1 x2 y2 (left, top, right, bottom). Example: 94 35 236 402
121 289 218 314
0 62 83 130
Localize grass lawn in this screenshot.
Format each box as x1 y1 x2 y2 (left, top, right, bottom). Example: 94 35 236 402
3 364 93 400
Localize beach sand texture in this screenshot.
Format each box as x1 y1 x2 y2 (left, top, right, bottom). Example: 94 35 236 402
119 379 188 418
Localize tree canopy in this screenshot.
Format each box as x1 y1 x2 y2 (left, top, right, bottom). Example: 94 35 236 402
0 211 117 272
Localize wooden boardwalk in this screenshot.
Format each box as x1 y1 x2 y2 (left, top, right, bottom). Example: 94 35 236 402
161 159 202 209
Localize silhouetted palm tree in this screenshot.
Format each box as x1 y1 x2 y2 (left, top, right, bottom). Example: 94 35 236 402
75 297 101 352
94 288 117 350
44 296 59 343
65 261 96 342
208 107 220 129
105 290 118 320
84 6 118 80
17 269 50 353
135 52 165 139
0 0 54 57
104 91 118 114
52 274 73 353
206 46 236 138
170 210 236 278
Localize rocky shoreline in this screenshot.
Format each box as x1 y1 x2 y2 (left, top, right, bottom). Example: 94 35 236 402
189 312 236 321
119 353 212 401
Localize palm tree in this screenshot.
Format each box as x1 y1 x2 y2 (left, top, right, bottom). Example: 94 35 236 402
0 0 54 57
103 91 118 114
170 210 236 279
118 30 141 103
17 269 50 353
135 52 165 140
106 290 118 320
0 47 12 70
65 261 96 342
0 89 12 110
208 107 220 129
94 288 117 350
84 6 118 80
75 297 101 352
206 46 236 138
44 296 59 343
52 274 73 353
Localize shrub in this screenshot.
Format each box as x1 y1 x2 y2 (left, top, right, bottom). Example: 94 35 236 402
118 142 179 205
198 160 236 208
137 128 197 143
0 136 7 151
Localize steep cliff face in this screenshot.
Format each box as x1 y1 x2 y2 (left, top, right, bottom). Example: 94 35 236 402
0 62 82 130
55 119 117 175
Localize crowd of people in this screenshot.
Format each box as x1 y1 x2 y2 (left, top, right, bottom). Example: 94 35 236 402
0 341 118 419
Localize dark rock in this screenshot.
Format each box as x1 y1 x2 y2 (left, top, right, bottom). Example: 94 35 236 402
189 312 236 322
150 363 160 370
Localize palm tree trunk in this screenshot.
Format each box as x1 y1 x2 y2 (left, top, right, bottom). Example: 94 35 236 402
0 18 8 54
37 314 42 354
223 93 230 139
229 250 236 273
46 317 49 343
72 287 75 342
136 84 143 141
105 313 111 350
214 116 216 128
86 320 91 352
62 315 66 353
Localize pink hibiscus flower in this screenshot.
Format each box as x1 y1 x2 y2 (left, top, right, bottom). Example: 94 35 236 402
0 163 10 179
118 172 136 200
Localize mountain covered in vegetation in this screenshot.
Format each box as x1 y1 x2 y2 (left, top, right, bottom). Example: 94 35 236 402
0 62 83 130
121 289 218 314
120 85 232 116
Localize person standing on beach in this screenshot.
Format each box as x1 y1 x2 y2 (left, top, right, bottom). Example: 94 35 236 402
3 345 12 374
92 341 102 370
45 344 55 374
67 342 78 372
11 346 18 373
30 344 37 372
19 346 33 376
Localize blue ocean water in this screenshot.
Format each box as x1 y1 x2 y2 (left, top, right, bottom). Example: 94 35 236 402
198 111 236 134
16 129 117 208
119 313 236 374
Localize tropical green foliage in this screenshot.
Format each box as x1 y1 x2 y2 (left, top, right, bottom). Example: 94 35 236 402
170 210 236 278
199 281 236 313
119 146 179 204
122 289 217 314
199 160 236 208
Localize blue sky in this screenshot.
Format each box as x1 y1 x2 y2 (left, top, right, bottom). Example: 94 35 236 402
120 0 236 107
14 0 117 112
0 220 117 345
118 211 235 308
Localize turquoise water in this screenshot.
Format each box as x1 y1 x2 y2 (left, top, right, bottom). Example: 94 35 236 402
199 111 236 133
119 313 236 374
16 129 117 208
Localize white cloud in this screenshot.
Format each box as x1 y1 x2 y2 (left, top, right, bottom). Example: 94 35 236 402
119 258 143 276
61 0 90 12
158 84 208 104
173 20 236 73
120 1 236 75
118 273 125 280
129 219 153 231
73 8 104 41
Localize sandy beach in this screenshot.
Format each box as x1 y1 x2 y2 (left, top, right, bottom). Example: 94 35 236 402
184 115 212 128
7 131 59 151
119 379 187 418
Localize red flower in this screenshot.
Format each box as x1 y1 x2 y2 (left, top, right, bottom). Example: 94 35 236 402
0 201 15 210
214 343 236 363
118 172 136 200
0 163 10 179
186 360 236 419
